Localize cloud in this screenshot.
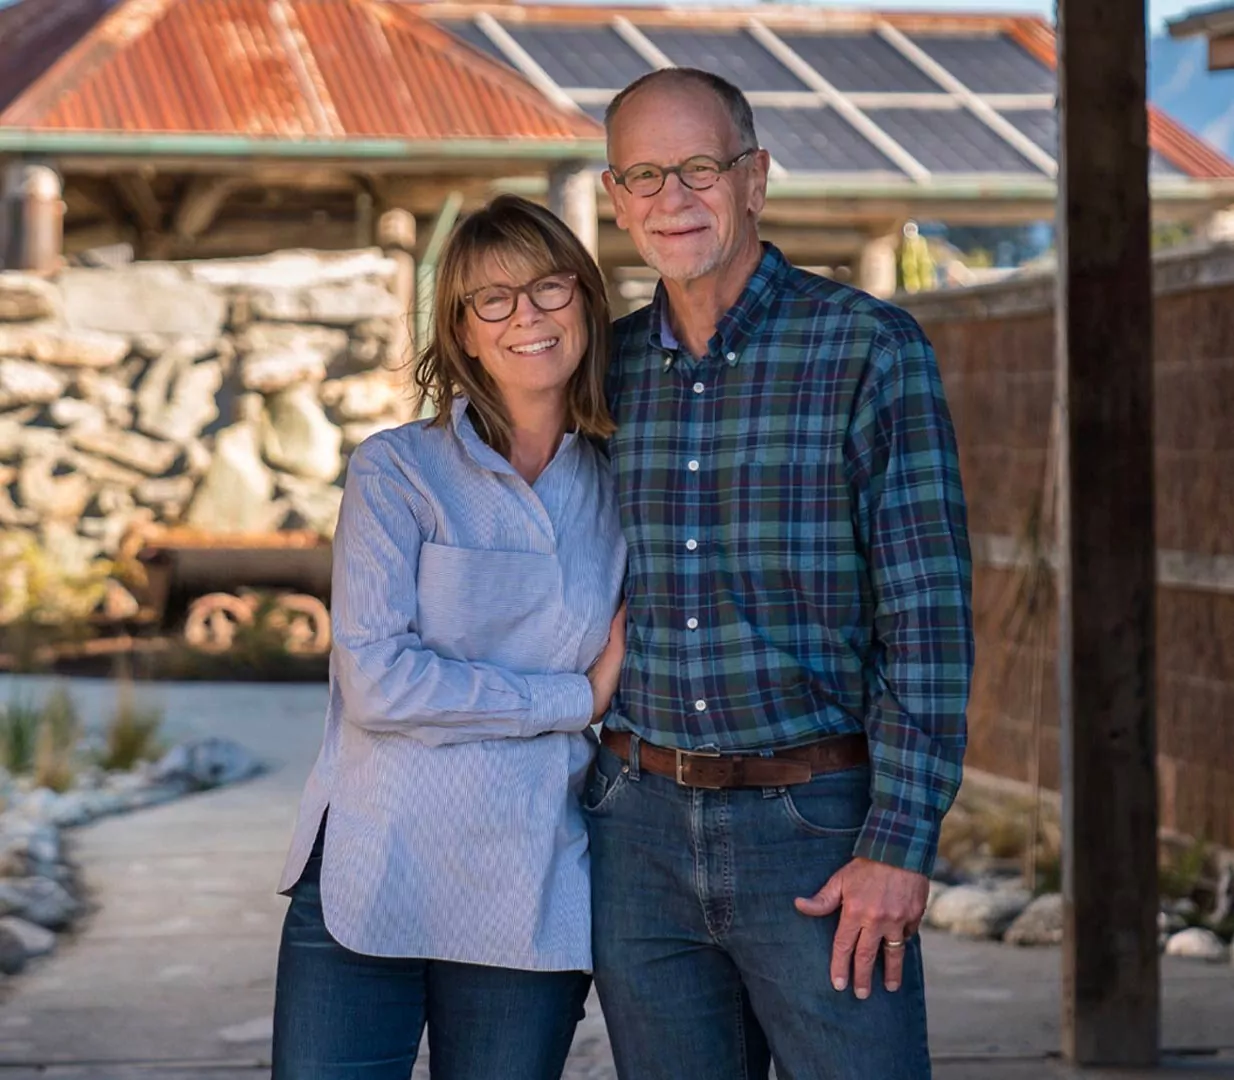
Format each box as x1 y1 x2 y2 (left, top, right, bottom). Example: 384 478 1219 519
1202 101 1234 156
1156 49 1199 101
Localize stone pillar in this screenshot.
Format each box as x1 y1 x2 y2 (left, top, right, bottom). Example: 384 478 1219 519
857 230 899 298
377 208 417 421
548 162 598 258
1 162 64 273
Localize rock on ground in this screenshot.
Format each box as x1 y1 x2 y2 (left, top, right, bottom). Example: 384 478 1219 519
1003 893 1063 946
1165 927 1228 962
927 884 1032 940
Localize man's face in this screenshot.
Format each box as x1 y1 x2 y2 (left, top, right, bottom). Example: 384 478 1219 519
603 82 769 285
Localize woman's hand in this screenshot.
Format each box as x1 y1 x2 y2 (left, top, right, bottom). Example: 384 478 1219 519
588 602 627 722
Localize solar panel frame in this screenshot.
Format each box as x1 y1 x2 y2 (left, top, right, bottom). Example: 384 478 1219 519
1000 108 1185 177
776 31 942 93
863 107 1044 173
504 25 653 89
906 33 1055 94
640 28 811 92
754 105 904 174
438 20 513 70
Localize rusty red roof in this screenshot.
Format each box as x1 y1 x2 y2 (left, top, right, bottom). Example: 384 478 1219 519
0 0 600 142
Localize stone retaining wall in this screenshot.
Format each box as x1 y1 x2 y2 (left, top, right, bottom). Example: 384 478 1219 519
0 249 414 613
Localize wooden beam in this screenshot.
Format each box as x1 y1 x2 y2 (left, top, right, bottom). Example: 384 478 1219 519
111 172 164 235
1056 0 1159 1066
173 176 243 239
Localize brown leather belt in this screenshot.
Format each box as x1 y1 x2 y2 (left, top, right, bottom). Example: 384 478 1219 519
600 728 868 790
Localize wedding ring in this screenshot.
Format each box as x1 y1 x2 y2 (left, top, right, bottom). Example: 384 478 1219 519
884 938 906 949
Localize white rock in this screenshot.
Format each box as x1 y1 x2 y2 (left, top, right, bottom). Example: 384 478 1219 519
140 360 222 443
320 372 404 421
0 817 59 864
927 884 1032 939
48 397 106 429
135 475 196 508
250 281 401 326
69 425 179 476
0 324 129 368
59 265 226 338
276 475 344 537
1165 927 1228 961
0 272 60 322
185 422 278 533
74 370 133 412
66 451 145 489
17 456 91 520
0 917 56 959
39 521 104 577
186 249 396 290
151 737 263 790
238 323 345 392
926 880 951 917
1004 893 1063 946
0 407 39 459
262 384 342 482
0 878 77 929
0 358 67 407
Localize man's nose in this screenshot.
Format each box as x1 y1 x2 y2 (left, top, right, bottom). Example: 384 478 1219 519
655 170 694 211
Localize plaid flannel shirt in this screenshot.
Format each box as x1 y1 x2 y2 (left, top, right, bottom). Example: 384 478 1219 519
604 243 974 875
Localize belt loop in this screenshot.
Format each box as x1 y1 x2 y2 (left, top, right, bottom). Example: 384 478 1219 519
628 733 641 780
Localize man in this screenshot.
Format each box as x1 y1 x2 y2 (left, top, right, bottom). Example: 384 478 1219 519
589 68 973 1079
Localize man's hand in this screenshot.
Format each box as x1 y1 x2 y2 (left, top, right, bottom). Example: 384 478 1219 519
794 857 928 1000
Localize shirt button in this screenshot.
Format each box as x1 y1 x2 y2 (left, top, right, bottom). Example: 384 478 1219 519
693 381 705 394
685 538 698 551
686 617 699 630
687 459 699 472
725 351 737 362
694 699 707 712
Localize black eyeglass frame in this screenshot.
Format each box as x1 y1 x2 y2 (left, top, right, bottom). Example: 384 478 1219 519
461 272 580 324
607 149 758 198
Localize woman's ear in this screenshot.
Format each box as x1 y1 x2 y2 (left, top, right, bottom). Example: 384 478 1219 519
459 315 478 360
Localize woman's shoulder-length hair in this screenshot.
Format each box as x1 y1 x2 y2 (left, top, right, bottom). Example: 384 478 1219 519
413 194 614 457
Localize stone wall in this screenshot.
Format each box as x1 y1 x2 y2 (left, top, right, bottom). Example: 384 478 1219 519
0 249 414 607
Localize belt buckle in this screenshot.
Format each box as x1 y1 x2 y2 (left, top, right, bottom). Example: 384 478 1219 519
675 746 722 787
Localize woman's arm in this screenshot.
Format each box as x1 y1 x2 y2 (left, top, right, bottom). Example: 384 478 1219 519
332 436 598 746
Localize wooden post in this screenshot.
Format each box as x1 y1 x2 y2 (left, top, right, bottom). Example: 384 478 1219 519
1 162 64 273
548 162 598 258
1056 0 1159 1066
857 228 899 298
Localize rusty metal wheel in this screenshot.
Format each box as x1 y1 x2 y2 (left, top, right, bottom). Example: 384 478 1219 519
184 592 256 653
267 593 331 655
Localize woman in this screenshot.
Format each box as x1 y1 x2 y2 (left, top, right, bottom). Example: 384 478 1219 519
272 194 627 1080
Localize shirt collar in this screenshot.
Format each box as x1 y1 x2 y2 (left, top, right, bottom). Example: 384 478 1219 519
448 394 578 478
647 242 789 370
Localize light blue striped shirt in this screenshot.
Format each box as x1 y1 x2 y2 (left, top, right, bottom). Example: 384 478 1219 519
278 396 627 971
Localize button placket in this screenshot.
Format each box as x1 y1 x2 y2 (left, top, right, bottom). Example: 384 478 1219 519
682 371 708 719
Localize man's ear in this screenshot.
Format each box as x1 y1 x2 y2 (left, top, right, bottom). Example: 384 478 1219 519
602 170 629 231
747 149 771 217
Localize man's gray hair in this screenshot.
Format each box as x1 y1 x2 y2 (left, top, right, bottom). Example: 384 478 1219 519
604 68 759 155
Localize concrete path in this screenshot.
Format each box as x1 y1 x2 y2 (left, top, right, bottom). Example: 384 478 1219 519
0 676 1231 1079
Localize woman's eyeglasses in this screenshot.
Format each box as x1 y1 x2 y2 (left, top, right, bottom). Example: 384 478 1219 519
463 272 578 323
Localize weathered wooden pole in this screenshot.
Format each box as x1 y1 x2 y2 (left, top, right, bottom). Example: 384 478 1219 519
1 162 64 273
548 161 598 258
1056 0 1159 1066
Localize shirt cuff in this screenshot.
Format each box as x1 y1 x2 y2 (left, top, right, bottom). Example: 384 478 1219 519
853 805 940 878
524 673 594 735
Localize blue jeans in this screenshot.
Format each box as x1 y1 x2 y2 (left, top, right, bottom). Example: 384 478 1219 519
271 827 590 1080
586 739 931 1080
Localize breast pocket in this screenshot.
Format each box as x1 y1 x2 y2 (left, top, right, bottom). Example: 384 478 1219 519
416 543 563 670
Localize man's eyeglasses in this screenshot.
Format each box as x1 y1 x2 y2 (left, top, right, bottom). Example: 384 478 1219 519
608 149 757 199
462 272 578 323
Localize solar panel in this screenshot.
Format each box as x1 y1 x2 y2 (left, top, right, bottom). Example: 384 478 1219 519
1000 109 1184 176
438 20 513 70
907 34 1054 94
864 108 1042 173
754 106 901 173
640 28 809 92
777 32 940 93
504 25 652 89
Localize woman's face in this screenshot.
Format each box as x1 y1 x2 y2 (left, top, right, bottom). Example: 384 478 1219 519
460 253 589 406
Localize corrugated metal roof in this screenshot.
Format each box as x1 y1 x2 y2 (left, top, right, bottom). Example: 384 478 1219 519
0 0 600 143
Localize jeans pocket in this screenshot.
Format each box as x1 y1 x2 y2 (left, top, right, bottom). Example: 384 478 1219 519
779 766 870 838
582 747 629 816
